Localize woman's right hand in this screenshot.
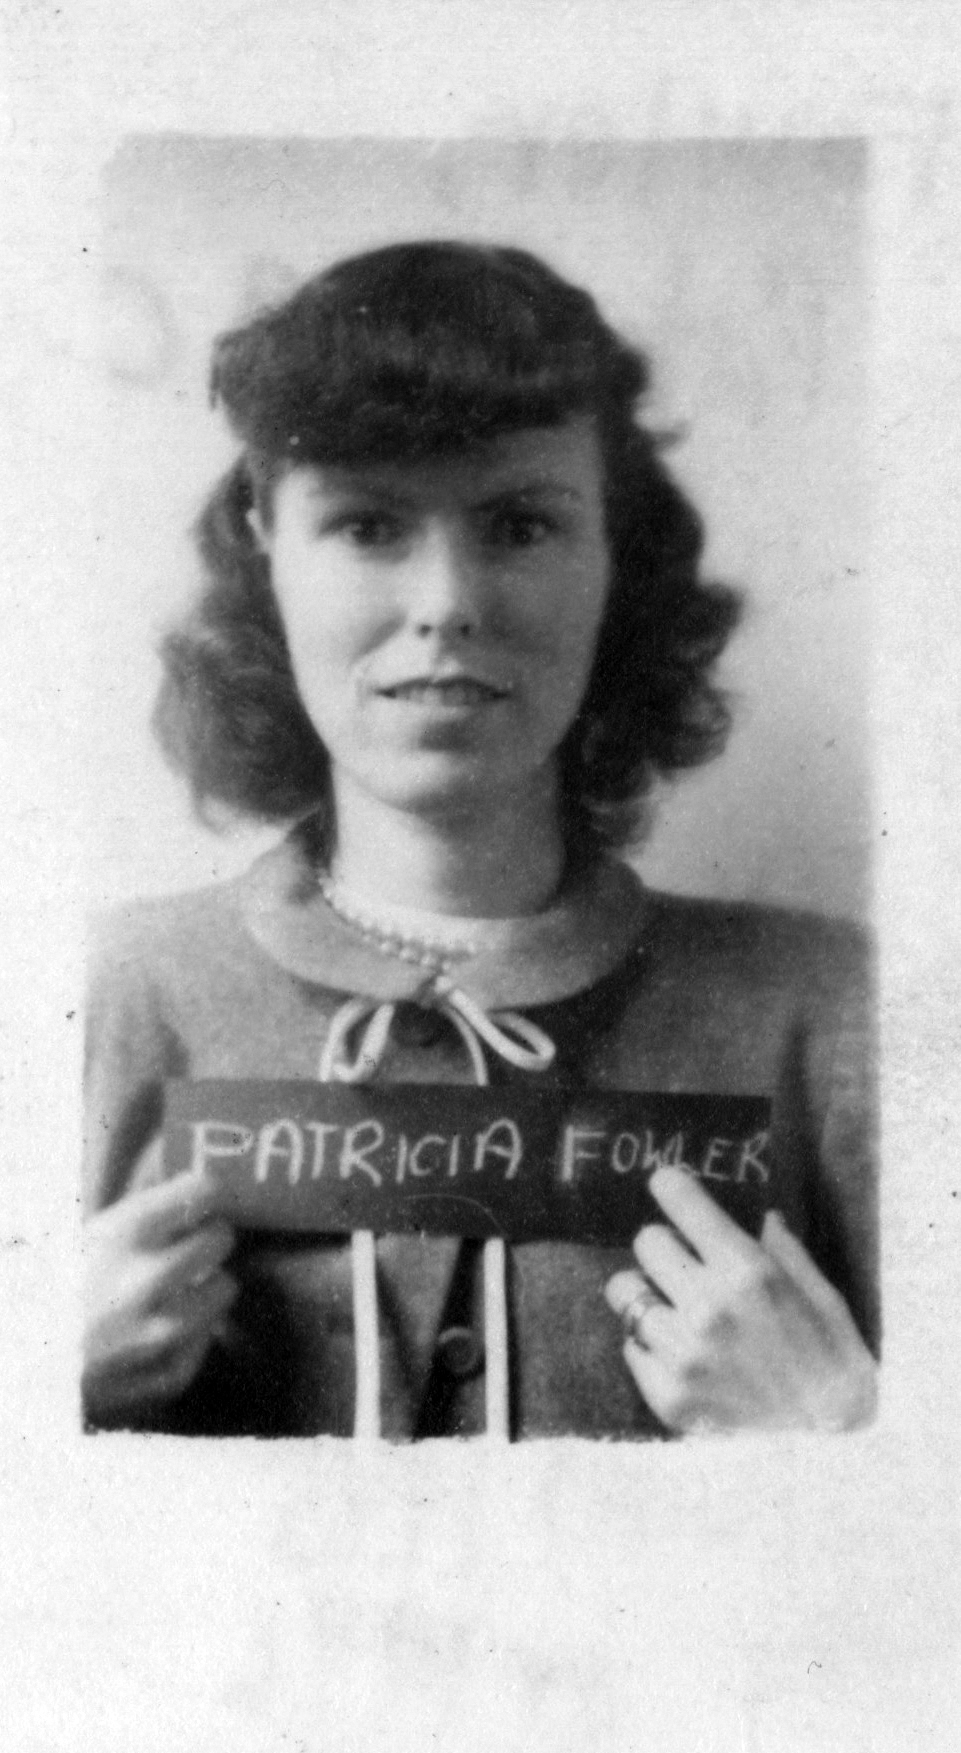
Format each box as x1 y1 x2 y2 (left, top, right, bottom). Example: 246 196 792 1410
82 1149 238 1424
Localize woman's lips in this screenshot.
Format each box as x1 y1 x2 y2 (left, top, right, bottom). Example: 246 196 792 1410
378 679 509 707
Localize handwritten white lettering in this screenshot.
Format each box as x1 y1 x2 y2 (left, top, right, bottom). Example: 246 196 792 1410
254 1119 304 1186
473 1118 523 1180
700 1136 734 1181
560 1125 607 1183
641 1130 693 1175
611 1130 641 1174
338 1120 385 1187
735 1130 771 1185
306 1122 340 1180
189 1121 254 1176
176 1097 773 1239
408 1133 447 1179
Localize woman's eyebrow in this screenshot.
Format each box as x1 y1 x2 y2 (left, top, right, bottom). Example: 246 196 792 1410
302 477 415 508
476 478 585 505
302 475 586 507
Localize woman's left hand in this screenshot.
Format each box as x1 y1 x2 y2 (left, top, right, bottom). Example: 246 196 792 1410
605 1166 877 1434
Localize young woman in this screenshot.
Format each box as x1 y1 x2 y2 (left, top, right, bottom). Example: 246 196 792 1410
83 241 878 1440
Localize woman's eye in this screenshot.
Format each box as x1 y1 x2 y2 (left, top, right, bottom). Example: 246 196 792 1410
485 509 555 549
330 512 405 548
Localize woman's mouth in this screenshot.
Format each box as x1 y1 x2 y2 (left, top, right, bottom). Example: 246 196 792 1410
379 679 509 707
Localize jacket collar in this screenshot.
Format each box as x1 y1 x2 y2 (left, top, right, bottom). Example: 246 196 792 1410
237 825 648 1010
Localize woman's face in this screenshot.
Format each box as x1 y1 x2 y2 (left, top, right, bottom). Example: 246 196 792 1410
253 418 610 824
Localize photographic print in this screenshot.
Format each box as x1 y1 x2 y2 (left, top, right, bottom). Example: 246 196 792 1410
5 7 959 1749
84 137 877 1442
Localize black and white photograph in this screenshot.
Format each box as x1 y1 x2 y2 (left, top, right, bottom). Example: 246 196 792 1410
4 6 959 1749
84 136 877 1444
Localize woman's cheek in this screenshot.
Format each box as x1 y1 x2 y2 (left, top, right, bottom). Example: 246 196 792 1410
282 629 354 739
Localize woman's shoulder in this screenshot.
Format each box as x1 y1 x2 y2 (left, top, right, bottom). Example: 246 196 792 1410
643 885 871 945
87 876 251 991
639 886 873 996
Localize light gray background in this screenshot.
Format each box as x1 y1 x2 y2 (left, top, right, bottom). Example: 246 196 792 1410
95 135 869 920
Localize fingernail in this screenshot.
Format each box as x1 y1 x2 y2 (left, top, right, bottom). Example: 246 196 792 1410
649 1165 684 1191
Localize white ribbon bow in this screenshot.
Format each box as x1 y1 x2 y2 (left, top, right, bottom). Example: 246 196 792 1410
318 978 556 1088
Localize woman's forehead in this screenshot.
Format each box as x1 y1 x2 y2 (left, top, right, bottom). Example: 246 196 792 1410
279 418 602 505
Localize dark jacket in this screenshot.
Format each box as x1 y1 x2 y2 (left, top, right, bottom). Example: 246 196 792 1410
84 832 877 1440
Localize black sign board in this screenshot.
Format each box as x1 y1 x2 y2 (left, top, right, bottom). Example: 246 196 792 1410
163 1081 783 1246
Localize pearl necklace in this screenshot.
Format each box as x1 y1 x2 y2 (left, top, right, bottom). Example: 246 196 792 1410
317 872 479 971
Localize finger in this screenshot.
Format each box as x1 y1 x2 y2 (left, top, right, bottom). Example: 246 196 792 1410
139 1271 239 1360
150 1220 236 1299
760 1212 854 1322
630 1300 685 1359
621 1338 694 1430
130 1169 224 1247
169 1268 238 1333
130 1134 166 1192
604 1270 647 1319
83 1313 221 1418
164 1328 217 1394
648 1166 753 1266
634 1221 703 1306
604 1270 664 1342
139 1329 215 1403
622 1338 726 1433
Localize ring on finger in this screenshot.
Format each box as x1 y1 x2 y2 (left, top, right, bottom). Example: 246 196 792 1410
621 1283 662 1346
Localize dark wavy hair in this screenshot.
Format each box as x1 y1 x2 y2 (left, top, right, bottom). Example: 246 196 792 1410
154 240 741 857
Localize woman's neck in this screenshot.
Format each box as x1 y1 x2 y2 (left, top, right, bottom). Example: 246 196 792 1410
329 773 566 919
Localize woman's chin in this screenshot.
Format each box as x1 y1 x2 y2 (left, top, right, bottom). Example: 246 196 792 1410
343 748 545 822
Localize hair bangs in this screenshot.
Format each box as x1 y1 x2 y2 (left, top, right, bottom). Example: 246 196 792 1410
210 241 645 466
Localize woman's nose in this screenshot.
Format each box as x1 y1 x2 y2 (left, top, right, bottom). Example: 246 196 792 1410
405 522 484 638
